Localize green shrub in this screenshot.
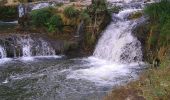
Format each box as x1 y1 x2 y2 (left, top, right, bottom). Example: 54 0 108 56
144 0 170 23
80 10 91 22
46 15 63 32
145 0 170 47
160 19 170 46
64 6 79 19
30 7 53 27
30 7 64 33
0 6 18 21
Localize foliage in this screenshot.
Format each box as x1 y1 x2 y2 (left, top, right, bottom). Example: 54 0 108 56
145 0 170 47
105 55 170 100
0 6 18 21
160 19 170 46
90 0 108 13
80 10 91 23
31 7 53 27
144 0 170 23
64 6 79 19
46 15 63 32
30 7 63 32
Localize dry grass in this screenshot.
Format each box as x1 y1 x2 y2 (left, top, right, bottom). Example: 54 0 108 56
105 56 170 100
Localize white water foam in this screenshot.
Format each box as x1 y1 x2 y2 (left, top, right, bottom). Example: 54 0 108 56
0 58 12 64
68 57 142 86
0 45 6 58
32 3 50 10
18 55 63 61
67 1 144 86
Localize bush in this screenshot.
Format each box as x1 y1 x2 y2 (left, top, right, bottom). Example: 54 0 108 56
64 6 79 19
46 15 63 32
144 0 170 47
30 7 63 33
30 7 53 27
144 0 170 23
80 10 91 23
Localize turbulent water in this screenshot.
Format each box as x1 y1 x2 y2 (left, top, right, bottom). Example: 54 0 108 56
0 35 56 59
93 9 142 63
0 0 149 100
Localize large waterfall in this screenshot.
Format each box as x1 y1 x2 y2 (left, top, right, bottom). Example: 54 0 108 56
0 34 56 59
93 9 143 63
68 0 145 86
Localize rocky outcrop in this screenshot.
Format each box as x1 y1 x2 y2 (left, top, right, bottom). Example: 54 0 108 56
132 17 150 62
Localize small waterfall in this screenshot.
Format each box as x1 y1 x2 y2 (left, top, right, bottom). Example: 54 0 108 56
75 21 84 37
19 36 33 57
37 39 56 56
18 4 25 18
93 3 143 63
0 45 6 58
67 0 146 86
32 3 50 10
0 34 56 59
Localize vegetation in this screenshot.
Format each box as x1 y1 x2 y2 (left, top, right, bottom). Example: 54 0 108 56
63 6 79 19
30 7 63 33
0 5 18 21
105 55 170 100
144 0 170 47
46 15 63 33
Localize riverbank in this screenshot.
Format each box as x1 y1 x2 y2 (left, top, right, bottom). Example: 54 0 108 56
105 54 170 100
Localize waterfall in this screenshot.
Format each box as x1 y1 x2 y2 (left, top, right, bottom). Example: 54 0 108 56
0 35 56 59
16 35 56 57
37 39 56 56
0 45 6 58
67 0 146 86
75 21 84 37
18 4 25 18
32 3 50 10
19 36 33 57
93 8 143 63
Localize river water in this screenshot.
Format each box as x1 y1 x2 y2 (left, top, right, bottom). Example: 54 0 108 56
0 0 149 100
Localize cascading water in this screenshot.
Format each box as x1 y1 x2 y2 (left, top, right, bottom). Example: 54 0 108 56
18 4 25 18
0 45 6 58
93 9 143 63
19 36 33 57
75 20 84 37
0 1 158 100
68 0 145 86
0 34 56 59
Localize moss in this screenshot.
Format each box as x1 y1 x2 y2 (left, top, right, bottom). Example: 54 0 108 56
128 12 143 20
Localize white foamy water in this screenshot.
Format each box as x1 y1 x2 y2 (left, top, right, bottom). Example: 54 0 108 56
19 55 63 61
17 35 56 57
68 57 143 86
0 58 11 64
68 1 144 86
0 45 6 59
0 35 57 63
93 9 142 63
32 3 50 10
